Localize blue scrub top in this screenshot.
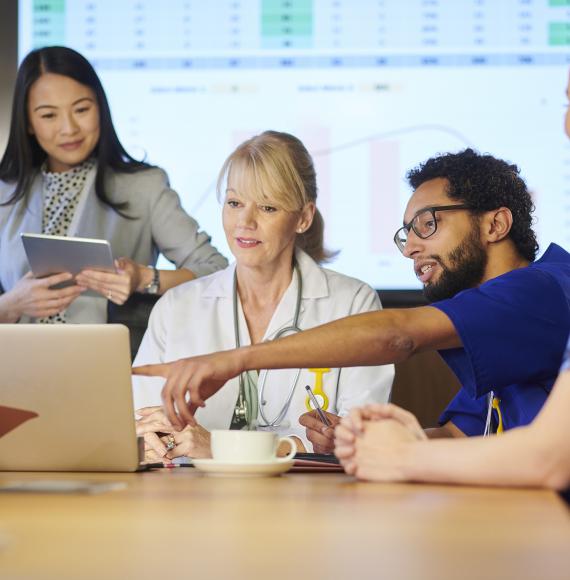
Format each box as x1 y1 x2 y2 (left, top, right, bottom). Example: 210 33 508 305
434 243 570 436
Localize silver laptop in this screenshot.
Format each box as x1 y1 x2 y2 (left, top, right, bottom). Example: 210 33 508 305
0 324 141 472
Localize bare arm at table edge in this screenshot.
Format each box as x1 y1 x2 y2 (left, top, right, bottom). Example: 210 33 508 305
133 306 459 428
392 371 570 490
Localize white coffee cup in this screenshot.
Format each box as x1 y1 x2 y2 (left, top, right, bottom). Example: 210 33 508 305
210 430 297 464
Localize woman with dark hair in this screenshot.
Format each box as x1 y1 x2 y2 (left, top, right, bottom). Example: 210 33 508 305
0 46 227 325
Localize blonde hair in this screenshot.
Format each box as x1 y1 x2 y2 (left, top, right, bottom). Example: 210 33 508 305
217 130 335 263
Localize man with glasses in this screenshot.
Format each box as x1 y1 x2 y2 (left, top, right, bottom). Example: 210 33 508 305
134 148 570 449
385 149 569 439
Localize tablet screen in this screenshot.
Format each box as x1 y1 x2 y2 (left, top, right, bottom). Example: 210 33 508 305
21 233 115 287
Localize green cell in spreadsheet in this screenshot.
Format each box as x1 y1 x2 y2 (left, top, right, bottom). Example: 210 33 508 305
262 0 312 12
261 21 313 37
549 22 570 45
33 0 65 12
550 22 570 31
261 0 313 38
549 0 570 7
32 0 65 47
549 37 570 45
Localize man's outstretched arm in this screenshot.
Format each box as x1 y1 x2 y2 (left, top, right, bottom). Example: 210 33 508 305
241 306 458 371
133 305 459 428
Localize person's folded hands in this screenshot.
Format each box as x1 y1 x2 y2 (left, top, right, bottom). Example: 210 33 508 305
162 423 212 460
335 404 390 472
349 403 427 440
335 404 426 477
299 410 340 454
349 418 419 482
135 405 175 463
334 415 358 473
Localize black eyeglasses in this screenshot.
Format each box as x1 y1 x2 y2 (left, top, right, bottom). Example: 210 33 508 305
393 204 472 253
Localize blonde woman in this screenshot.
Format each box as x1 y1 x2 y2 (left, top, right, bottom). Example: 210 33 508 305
133 131 394 461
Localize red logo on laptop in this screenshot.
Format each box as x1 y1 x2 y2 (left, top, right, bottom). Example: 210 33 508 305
0 405 39 438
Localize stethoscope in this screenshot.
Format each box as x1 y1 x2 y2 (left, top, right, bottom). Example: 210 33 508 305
232 262 303 428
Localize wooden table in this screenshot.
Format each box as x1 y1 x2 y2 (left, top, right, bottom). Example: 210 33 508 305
0 469 568 580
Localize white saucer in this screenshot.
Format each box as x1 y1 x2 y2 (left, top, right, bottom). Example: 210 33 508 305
192 458 294 477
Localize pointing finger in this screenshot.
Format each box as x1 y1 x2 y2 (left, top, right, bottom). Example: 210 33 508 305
132 363 171 378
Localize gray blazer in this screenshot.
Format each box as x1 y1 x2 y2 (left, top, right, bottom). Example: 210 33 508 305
0 166 228 323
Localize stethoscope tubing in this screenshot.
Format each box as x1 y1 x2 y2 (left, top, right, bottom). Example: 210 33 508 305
233 262 303 428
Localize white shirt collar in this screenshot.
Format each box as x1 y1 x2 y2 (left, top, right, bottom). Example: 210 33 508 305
200 248 329 300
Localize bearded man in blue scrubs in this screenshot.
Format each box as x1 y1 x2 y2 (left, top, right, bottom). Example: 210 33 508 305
396 149 569 438
135 148 570 448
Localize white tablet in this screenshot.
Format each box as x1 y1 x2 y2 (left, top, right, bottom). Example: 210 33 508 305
21 233 116 284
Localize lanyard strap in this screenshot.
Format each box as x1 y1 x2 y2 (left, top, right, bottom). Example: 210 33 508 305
483 390 504 436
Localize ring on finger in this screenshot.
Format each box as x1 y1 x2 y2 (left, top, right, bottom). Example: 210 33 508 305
166 433 176 451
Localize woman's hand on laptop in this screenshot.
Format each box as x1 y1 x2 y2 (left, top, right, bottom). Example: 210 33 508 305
0 272 85 322
133 351 244 429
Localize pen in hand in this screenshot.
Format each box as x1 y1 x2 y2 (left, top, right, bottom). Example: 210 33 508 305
305 385 331 427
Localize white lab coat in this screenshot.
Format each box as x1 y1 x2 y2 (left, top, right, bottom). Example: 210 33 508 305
132 248 394 449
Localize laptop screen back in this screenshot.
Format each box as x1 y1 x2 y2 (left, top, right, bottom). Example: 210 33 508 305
0 324 140 472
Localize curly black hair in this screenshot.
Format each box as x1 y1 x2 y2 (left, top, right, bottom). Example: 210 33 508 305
406 148 538 262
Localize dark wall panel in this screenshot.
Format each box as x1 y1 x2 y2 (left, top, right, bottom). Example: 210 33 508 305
0 0 18 154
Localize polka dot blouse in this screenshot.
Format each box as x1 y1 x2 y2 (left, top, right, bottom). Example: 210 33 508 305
39 159 95 324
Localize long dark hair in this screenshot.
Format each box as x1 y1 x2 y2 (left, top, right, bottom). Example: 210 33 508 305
0 46 149 214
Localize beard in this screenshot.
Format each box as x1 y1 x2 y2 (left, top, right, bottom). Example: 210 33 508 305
423 229 488 303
